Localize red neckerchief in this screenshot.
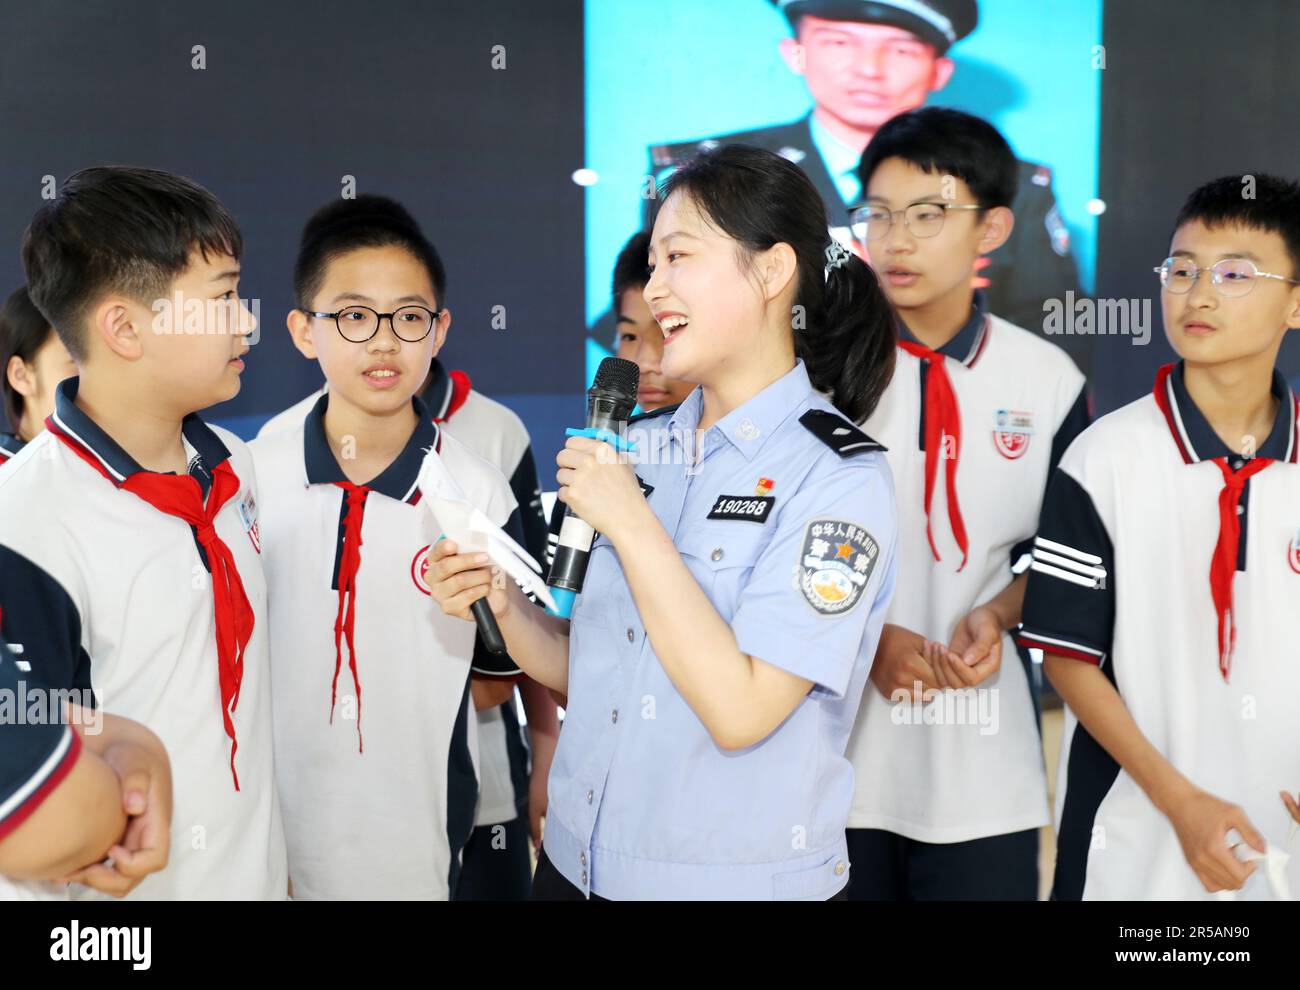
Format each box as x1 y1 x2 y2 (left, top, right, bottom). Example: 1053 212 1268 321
325 406 446 751
1152 363 1278 682
49 423 252 788
330 482 369 752
898 340 968 570
1207 455 1272 681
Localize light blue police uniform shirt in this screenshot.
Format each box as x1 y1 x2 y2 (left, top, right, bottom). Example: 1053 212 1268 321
544 360 898 899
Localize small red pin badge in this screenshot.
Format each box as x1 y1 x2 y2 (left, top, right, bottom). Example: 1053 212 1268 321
755 477 774 496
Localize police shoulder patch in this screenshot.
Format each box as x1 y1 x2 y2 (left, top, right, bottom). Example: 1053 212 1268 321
798 519 879 616
798 410 886 457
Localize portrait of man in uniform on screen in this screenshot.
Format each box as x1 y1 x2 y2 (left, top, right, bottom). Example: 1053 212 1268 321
645 0 1088 367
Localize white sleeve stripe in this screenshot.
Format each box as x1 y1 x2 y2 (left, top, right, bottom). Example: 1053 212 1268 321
1030 559 1101 589
1034 535 1103 566
1032 547 1107 579
0 726 73 822
1019 630 1105 658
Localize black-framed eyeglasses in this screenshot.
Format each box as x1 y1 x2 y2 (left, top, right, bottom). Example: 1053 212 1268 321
1152 256 1300 299
304 304 442 343
847 202 984 243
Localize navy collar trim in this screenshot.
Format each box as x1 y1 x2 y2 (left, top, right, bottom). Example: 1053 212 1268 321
1163 361 1297 464
302 392 438 502
898 290 990 367
49 377 231 483
0 433 24 458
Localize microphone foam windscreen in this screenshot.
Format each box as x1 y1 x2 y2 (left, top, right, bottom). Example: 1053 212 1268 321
593 356 640 401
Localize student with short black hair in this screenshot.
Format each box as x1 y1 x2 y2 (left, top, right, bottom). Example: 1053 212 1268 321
250 194 529 900
844 107 1089 899
1019 174 1300 900
256 194 560 900
0 165 285 900
0 286 76 465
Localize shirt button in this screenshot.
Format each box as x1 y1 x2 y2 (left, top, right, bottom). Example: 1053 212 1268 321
586 790 594 804
834 860 847 876
580 852 587 866
626 627 635 642
711 547 724 562
611 709 619 723
581 870 588 886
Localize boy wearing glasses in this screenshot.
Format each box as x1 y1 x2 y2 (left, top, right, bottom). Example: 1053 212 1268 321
1018 175 1300 900
249 196 522 900
844 108 1088 899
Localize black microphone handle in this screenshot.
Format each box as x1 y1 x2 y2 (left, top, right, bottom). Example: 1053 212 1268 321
472 597 508 656
548 391 638 596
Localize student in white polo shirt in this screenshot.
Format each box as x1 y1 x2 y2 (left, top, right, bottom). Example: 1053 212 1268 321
0 166 287 900
844 109 1089 899
1019 174 1300 900
257 199 560 900
251 195 526 900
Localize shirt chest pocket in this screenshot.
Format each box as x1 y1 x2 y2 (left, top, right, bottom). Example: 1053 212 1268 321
677 522 772 620
567 535 629 655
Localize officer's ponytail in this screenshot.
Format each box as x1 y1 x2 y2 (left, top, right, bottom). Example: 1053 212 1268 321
656 144 896 423
812 250 896 423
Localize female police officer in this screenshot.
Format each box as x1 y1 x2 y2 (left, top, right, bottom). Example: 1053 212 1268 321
429 145 899 900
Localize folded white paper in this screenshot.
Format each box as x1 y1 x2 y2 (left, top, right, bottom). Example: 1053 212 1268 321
1215 837 1293 901
416 445 559 614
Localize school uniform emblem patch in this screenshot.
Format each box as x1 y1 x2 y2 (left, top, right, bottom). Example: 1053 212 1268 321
992 409 1034 460
411 544 433 595
799 519 878 616
1289 529 1300 575
236 491 261 554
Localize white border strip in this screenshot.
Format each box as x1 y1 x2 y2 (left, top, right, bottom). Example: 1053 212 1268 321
1031 559 1101 589
1034 535 1103 566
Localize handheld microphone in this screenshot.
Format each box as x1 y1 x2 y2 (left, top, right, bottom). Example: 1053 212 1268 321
546 357 640 618
471 598 507 655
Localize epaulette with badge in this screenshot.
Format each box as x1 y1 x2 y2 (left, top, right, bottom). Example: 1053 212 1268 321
799 410 886 457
